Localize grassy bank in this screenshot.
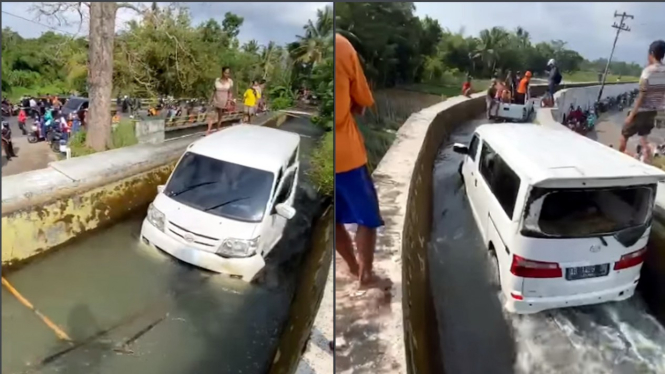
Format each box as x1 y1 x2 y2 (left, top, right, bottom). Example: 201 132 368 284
564 71 639 83
69 119 138 157
309 131 333 197
400 70 640 98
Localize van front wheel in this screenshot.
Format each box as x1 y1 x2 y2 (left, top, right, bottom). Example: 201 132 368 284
487 250 501 290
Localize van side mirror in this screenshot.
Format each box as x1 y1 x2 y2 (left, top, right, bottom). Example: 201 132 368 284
157 185 165 194
275 203 296 220
453 143 469 155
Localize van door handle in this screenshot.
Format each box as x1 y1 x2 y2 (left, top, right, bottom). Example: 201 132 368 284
474 179 477 187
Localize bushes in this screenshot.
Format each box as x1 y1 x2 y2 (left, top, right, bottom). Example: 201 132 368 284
309 131 333 196
69 119 138 157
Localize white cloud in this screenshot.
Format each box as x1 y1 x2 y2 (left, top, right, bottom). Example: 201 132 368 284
414 2 664 64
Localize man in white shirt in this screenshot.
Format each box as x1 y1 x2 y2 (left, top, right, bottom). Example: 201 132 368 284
620 40 665 163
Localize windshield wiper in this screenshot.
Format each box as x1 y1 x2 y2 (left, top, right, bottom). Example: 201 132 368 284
168 181 220 197
203 196 250 212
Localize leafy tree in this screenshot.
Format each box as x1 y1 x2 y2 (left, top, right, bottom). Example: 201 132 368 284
335 2 643 89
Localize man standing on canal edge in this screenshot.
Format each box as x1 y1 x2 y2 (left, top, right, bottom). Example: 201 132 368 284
620 40 665 163
334 33 385 287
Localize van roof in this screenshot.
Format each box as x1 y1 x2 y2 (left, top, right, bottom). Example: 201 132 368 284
475 123 665 185
187 124 300 173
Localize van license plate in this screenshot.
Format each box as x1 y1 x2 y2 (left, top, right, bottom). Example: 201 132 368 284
566 264 610 280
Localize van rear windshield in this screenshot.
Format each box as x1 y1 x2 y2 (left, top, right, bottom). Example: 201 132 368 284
522 185 655 238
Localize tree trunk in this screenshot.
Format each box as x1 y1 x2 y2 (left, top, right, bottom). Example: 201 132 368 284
86 2 117 151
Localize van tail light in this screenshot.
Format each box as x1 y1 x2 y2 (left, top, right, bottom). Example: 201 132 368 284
614 248 647 270
510 255 562 278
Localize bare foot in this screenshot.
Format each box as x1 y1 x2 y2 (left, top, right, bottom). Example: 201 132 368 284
358 273 392 291
338 264 359 279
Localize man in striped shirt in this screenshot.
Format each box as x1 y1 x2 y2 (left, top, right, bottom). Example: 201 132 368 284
620 40 665 163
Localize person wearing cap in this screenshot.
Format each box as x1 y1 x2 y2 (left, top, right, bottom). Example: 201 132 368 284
516 71 532 105
620 40 665 163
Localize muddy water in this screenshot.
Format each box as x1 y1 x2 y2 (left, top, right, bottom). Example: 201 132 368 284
429 118 665 374
1 116 330 374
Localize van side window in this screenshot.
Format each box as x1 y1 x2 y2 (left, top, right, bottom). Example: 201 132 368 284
479 143 521 218
468 134 480 161
273 169 283 198
275 171 295 205
288 148 298 168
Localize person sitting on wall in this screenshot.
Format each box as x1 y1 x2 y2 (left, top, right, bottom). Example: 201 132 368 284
462 76 473 97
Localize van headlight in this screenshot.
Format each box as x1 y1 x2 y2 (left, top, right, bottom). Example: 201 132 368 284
218 237 259 258
147 204 165 231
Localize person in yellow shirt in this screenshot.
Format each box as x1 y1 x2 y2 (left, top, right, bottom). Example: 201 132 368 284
243 82 258 123
335 34 385 288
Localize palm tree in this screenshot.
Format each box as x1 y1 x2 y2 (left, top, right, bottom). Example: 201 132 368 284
474 27 508 75
515 26 531 49
242 39 259 54
292 6 333 66
258 41 278 79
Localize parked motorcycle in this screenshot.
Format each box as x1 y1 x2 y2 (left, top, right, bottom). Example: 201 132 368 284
27 124 41 143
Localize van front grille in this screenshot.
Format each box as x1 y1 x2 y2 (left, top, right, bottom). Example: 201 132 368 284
167 221 219 247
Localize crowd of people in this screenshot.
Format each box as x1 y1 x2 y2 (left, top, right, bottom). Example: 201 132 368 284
479 69 534 119
1 94 84 162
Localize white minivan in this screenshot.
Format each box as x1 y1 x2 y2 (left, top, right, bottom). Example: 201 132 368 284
453 123 665 314
140 124 300 281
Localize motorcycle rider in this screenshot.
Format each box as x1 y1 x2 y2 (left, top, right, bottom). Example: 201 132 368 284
17 108 28 135
545 59 562 106
2 120 17 160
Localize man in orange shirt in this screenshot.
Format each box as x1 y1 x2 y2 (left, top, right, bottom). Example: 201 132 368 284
335 34 384 287
516 71 532 105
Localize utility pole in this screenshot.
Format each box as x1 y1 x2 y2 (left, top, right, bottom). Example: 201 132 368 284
597 11 633 102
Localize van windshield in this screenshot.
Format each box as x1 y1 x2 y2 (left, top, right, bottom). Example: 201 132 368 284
522 185 655 238
164 152 274 222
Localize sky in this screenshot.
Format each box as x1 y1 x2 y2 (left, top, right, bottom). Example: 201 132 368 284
414 2 664 65
1 2 331 46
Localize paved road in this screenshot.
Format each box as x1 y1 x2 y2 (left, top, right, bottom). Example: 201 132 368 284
430 116 665 374
1 116 56 177
1 116 327 374
591 108 665 153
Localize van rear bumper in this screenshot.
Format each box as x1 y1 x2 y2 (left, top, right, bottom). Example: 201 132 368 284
505 280 638 314
140 219 265 281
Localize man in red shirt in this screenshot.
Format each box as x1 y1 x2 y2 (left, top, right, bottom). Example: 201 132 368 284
462 76 473 97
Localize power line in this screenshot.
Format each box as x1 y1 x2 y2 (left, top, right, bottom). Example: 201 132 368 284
597 11 634 101
1 10 80 37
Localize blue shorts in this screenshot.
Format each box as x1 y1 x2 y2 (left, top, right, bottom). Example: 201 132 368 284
335 165 384 228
